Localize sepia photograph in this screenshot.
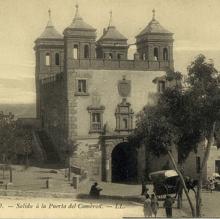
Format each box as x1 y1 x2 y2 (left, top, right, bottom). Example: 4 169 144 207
0 0 220 218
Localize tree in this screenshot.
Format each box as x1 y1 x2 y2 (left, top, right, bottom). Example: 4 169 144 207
129 54 220 217
0 112 17 163
129 100 196 217
64 138 78 181
186 54 220 216
0 112 33 165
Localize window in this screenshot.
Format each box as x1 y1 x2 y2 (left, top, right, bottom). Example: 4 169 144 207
158 81 166 93
196 156 201 173
154 47 159 61
163 48 168 61
73 45 78 59
45 53 50 66
115 98 134 132
117 53 123 60
84 45 89 58
87 106 105 133
91 113 101 131
55 53 60 65
123 118 128 129
77 79 87 93
109 53 113 59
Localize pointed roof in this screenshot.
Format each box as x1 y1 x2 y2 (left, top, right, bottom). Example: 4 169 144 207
137 9 172 37
100 26 127 41
98 11 127 41
38 9 63 39
67 4 95 30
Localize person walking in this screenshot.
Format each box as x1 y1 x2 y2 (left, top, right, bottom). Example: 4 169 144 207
151 194 159 217
163 195 174 218
143 194 152 217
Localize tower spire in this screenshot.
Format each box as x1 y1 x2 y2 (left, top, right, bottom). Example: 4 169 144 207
74 2 80 19
152 8 156 20
108 10 113 27
47 8 53 27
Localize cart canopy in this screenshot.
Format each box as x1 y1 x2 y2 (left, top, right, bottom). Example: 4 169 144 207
149 170 178 182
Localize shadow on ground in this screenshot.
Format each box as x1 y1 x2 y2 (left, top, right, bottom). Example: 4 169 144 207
77 193 143 203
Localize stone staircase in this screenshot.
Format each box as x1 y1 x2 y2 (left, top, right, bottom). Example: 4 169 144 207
36 131 60 164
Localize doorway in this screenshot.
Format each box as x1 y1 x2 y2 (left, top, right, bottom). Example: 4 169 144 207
111 142 137 183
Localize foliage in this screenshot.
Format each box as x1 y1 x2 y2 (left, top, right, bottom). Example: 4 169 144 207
130 54 220 163
129 54 220 217
0 112 32 164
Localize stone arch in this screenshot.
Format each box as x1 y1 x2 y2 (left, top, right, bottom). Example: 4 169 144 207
163 48 168 61
55 53 60 65
73 44 78 59
45 52 50 66
84 45 89 59
111 142 137 183
154 47 159 61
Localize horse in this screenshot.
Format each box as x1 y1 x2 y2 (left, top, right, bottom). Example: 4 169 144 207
185 177 198 194
175 177 198 198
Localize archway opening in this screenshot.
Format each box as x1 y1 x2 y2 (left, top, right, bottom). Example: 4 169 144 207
154 47 159 61
111 142 137 183
163 48 168 61
84 45 89 58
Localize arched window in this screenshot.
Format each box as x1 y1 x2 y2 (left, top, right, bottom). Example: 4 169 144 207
109 53 113 59
45 53 50 66
84 45 89 59
55 53 60 65
163 48 168 61
154 47 159 61
73 45 78 59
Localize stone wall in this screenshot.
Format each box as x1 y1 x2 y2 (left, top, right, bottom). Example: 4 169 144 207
70 138 102 181
64 68 166 180
72 59 171 71
67 69 165 138
40 75 67 158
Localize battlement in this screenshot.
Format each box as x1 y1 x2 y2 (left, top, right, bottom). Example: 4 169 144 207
72 59 173 71
41 73 63 87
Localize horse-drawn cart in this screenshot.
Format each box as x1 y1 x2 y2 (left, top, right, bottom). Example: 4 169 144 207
149 170 179 200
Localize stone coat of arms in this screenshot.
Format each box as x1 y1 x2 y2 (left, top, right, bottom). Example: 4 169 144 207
118 76 131 97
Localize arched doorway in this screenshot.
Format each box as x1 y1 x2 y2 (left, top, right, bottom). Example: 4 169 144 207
111 142 137 183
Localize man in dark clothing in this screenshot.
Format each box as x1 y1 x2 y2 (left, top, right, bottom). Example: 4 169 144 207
163 195 174 217
89 182 102 199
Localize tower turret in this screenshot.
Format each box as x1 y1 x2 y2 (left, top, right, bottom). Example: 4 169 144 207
34 9 64 118
63 4 96 61
34 9 64 79
96 11 128 60
136 9 174 70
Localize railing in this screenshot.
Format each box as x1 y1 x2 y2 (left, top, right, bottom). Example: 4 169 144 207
72 58 172 71
91 123 102 132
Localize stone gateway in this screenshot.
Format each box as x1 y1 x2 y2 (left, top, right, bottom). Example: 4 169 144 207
34 5 175 182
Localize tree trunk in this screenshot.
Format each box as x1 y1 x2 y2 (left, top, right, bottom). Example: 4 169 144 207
68 155 71 181
168 150 196 217
196 122 216 217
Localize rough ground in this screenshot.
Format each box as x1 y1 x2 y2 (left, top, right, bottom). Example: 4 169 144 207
1 164 219 217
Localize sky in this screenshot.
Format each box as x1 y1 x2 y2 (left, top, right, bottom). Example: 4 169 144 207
1 0 220 104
